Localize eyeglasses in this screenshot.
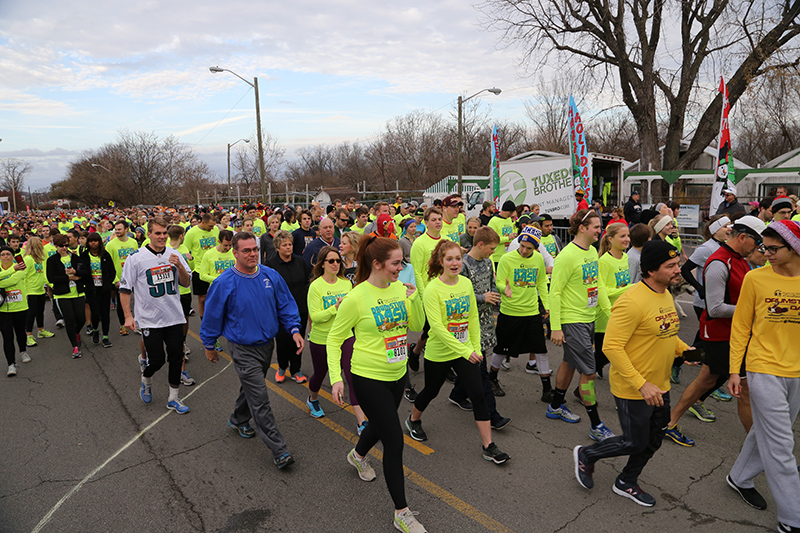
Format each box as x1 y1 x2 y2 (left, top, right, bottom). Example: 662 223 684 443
763 245 787 255
325 258 341 264
238 247 258 254
745 234 763 246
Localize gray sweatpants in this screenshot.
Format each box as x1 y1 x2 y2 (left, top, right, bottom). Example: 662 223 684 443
229 341 288 460
729 372 800 527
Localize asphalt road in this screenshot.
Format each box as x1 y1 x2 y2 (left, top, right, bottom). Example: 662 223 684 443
1 295 796 533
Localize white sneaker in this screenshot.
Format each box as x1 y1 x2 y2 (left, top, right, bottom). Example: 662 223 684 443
55 319 65 328
7 364 17 376
183 343 191 356
394 509 427 533
347 449 376 481
21 352 31 363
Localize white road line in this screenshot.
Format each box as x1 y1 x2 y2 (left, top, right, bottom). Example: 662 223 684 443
31 361 232 533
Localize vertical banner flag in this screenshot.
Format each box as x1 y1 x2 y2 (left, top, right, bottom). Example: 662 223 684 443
491 124 500 208
568 95 590 206
710 77 735 216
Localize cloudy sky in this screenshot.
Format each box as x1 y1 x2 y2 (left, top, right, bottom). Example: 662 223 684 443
0 0 556 191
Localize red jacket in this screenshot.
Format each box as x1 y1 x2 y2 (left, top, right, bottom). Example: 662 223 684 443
699 243 748 341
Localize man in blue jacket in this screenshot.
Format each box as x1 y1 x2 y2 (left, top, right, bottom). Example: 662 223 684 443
201 231 304 469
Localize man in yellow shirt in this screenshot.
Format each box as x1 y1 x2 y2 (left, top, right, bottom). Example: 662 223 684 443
726 220 800 530
573 240 691 508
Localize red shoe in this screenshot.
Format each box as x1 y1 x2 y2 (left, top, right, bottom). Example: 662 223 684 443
275 368 286 383
292 371 308 384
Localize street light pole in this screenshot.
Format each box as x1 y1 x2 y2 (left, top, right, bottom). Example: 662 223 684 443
457 87 502 196
210 66 267 203
227 138 250 202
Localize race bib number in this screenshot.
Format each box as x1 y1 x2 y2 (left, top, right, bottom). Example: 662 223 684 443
587 287 598 308
150 265 174 284
447 321 469 343
93 274 103 287
384 334 408 363
6 289 22 303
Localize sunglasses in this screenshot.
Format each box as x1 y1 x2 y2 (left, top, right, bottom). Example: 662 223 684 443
325 258 341 264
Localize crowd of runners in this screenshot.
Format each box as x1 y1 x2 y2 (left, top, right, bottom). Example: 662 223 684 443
2 189 799 533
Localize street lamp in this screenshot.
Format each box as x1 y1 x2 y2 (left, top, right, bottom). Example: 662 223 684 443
457 87 501 196
210 66 267 203
227 138 250 199
91 163 111 172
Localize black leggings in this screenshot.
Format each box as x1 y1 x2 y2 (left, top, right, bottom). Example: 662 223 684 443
25 294 47 332
594 332 608 371
55 297 86 348
0 311 27 365
414 357 490 421
275 316 307 374
112 288 125 326
352 373 407 510
142 323 184 388
86 290 111 336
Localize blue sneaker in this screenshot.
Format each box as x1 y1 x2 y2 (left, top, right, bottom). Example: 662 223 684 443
357 420 369 436
167 398 190 414
180 371 196 386
214 339 223 352
665 425 694 447
589 422 616 442
274 452 295 469
140 382 152 403
228 420 256 438
546 404 581 423
306 396 325 418
711 388 732 402
670 366 681 384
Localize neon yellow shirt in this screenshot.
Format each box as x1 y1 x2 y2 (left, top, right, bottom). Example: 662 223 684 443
198 247 235 284
105 237 139 283
49 255 83 299
175 243 193 295
280 221 300 232
596 252 632 333
409 232 442 295
496 249 549 316
43 242 58 259
488 216 515 263
327 281 424 384
184 226 220 265
252 218 267 237
422 276 480 362
549 242 610 330
0 264 29 313
441 217 465 243
307 276 353 344
348 223 366 235
24 255 47 296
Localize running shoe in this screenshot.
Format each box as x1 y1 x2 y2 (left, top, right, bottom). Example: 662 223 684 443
589 422 616 442
482 442 510 464
540 390 555 403
491 417 511 430
778 524 800 533
120 325 129 336
664 425 694 447
546 404 581 423
711 388 732 402
167 397 190 414
140 382 152 403
726 475 767 510
525 361 539 374
688 402 716 422
408 343 420 372
228 420 256 438
393 509 427 533
56 319 65 328
357 420 369 436
306 396 325 418
20 352 30 363
573 446 594 489
613 478 655 507
501 356 511 371
214 339 223 352
38 329 54 338
670 366 681 384
92 330 100 345
26 335 37 347
188 308 196 316
405 415 427 441
183 343 191 356
291 371 308 384
403 385 418 403
347 448 376 481
180 371 196 386
490 378 506 397
86 325 93 335
275 368 286 383
448 396 473 411
139 356 148 374
72 347 81 359
7 364 17 377
274 452 294 469
102 337 112 348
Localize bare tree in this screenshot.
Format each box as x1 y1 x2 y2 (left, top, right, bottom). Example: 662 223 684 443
1 158 32 198
479 0 800 177
231 131 285 191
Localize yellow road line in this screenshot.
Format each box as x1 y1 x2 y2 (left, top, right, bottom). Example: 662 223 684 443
187 330 516 533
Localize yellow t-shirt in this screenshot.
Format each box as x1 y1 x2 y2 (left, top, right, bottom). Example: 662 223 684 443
307 276 353 345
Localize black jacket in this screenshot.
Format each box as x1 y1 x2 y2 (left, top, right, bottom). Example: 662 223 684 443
80 249 117 294
623 198 642 225
46 252 90 296
266 253 311 318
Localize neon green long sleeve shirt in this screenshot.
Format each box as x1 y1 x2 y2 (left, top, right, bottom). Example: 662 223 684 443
596 251 633 333
23 255 47 296
422 276 481 362
0 265 29 313
184 226 220 266
409 232 442 295
327 281 424 384
549 242 610 330
488 215 515 263
495 249 549 317
307 276 353 345
198 247 235 284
